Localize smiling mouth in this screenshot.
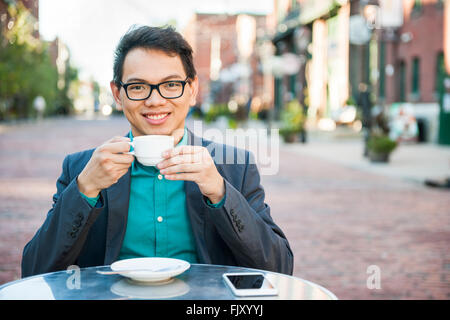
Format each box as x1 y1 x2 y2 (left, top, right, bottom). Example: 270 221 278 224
142 112 171 124
144 113 169 120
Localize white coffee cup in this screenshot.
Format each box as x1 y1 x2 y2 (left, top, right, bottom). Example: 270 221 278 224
127 135 174 166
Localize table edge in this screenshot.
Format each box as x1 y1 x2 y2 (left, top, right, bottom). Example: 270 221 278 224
0 263 338 300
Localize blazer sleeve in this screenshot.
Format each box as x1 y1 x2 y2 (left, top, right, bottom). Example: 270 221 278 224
204 150 294 275
21 154 103 277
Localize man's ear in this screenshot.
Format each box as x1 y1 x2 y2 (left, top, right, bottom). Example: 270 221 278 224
110 81 123 111
188 76 199 107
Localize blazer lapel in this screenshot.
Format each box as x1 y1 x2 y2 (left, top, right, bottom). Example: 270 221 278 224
104 167 132 264
184 128 211 264
103 132 133 264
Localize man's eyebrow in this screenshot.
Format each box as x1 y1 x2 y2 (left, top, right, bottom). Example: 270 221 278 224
160 74 185 81
124 77 147 83
124 74 185 84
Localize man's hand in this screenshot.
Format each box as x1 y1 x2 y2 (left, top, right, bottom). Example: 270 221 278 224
77 136 135 198
157 146 225 204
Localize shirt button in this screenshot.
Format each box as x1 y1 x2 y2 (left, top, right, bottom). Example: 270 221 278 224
158 174 163 180
157 216 163 223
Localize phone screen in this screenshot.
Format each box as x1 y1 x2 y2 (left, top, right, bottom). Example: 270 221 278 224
225 274 272 290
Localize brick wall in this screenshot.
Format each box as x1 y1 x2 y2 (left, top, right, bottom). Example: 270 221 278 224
183 13 267 105
384 0 444 104
185 13 239 104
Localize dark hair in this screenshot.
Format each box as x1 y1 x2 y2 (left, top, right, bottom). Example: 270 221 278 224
112 25 196 86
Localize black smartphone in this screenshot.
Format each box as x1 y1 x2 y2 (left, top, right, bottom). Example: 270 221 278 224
222 272 278 296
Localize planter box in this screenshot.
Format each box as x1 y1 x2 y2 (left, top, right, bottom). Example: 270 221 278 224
281 130 307 143
368 150 390 163
283 133 298 143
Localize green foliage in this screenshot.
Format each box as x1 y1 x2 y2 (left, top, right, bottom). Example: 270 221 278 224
0 38 58 119
204 103 231 123
228 117 237 129
346 96 356 106
279 99 305 137
249 110 259 120
0 2 77 119
367 134 397 154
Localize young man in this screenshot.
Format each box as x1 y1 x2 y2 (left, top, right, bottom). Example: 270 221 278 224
21 26 293 277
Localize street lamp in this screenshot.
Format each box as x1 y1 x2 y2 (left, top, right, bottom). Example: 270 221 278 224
361 0 380 29
350 0 381 156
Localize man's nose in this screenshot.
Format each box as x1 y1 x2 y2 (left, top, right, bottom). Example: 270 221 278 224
144 88 166 106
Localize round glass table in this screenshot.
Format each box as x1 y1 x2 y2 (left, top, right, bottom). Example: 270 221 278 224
0 264 337 300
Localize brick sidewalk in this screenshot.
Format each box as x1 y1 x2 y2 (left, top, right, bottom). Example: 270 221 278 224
0 116 449 299
263 147 449 299
0 116 130 285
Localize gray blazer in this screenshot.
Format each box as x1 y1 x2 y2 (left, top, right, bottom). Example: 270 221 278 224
21 129 293 277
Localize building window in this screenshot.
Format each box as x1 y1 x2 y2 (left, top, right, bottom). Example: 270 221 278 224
412 0 423 18
289 74 297 97
274 77 283 119
435 52 445 97
397 60 406 102
411 57 420 100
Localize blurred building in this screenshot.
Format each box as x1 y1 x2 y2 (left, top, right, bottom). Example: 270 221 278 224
183 12 270 116
379 1 443 104
47 37 70 87
73 80 95 115
268 0 449 144
270 1 308 121
270 0 350 124
374 0 445 143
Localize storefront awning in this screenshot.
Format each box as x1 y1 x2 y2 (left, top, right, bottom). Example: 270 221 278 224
299 0 341 25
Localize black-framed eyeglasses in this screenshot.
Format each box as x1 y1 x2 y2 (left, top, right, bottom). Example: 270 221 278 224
120 77 190 101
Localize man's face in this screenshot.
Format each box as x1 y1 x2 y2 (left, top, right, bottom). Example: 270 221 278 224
111 48 198 139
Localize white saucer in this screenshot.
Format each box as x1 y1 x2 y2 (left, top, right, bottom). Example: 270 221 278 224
110 257 190 283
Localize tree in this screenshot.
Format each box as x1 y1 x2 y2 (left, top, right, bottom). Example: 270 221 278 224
0 1 77 120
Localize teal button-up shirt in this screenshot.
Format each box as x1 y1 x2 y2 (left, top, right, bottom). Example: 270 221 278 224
118 128 199 262
80 128 225 264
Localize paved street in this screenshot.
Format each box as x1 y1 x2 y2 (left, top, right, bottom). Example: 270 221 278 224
0 116 449 299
